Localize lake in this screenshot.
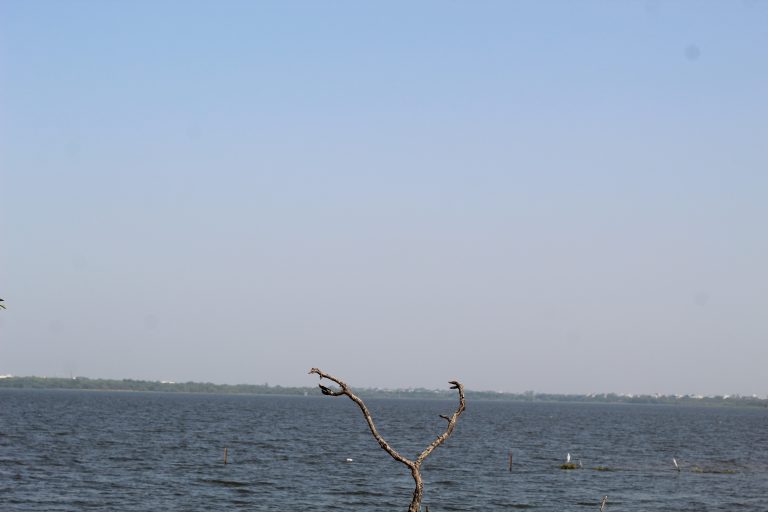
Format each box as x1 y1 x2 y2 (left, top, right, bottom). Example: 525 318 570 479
1 389 767 511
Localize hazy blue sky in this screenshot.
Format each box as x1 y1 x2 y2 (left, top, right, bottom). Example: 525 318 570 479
1 1 766 395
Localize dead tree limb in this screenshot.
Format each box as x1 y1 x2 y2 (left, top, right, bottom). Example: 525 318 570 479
309 368 466 512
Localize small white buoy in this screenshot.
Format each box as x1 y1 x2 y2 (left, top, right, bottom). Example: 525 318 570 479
346 458 354 462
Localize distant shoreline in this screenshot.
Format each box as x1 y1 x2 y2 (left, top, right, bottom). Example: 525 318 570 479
1 376 766 408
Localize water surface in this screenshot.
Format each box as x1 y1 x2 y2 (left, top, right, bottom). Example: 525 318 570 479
1 390 766 511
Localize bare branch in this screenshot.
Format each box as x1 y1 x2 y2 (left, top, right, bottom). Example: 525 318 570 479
416 380 465 465
310 368 466 512
309 368 412 467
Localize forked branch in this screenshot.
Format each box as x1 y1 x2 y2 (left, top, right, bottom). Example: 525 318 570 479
309 367 465 512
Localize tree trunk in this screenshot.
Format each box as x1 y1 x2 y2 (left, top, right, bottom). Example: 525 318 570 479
408 464 424 512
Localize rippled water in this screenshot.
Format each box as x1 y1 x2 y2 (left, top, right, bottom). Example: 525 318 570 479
1 390 767 511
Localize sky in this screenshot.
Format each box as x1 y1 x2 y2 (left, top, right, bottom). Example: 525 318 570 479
1 1 766 396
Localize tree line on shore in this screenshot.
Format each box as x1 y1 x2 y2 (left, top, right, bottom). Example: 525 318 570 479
1 375 765 407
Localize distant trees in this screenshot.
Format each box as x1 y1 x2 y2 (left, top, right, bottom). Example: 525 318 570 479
1 372 764 408
309 368 466 512
0 376 309 395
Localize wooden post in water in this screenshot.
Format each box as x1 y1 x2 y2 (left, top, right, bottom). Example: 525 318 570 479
600 495 608 512
508 451 513 472
223 447 228 465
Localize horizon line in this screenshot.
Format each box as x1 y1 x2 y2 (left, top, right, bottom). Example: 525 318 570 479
1 374 765 401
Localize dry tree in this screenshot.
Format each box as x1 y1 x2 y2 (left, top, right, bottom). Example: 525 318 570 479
309 367 466 512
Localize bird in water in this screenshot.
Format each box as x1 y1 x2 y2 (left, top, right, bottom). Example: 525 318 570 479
673 458 680 471
566 453 571 464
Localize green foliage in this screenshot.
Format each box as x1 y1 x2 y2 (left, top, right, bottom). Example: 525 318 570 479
0 376 310 395
0 376 766 408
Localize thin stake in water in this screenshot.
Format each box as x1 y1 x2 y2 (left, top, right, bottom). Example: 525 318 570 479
600 495 608 512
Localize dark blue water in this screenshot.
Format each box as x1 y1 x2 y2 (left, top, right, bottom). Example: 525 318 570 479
1 390 767 511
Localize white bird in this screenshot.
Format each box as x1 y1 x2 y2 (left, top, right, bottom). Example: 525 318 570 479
566 453 571 463
346 458 354 462
672 458 680 471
